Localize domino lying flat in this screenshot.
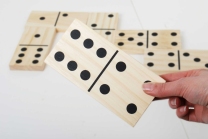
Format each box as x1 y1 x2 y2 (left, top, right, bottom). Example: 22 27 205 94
114 30 182 54
45 19 165 126
9 26 56 70
144 49 208 75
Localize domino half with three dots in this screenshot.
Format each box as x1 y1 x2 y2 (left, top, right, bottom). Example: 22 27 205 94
45 19 165 126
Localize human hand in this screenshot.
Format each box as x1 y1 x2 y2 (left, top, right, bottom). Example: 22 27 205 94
143 69 208 123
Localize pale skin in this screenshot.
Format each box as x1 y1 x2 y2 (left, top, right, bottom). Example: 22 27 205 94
142 69 208 123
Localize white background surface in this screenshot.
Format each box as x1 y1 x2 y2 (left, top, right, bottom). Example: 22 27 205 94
0 0 208 138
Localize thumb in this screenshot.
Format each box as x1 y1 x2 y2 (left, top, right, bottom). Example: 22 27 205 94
142 80 184 98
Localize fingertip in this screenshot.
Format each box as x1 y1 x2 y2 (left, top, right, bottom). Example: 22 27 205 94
169 97 185 109
176 106 189 118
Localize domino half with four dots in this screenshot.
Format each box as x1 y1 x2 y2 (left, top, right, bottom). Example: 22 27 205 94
45 19 165 126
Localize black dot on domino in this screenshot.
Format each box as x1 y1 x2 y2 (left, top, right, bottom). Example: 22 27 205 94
16 59 22 64
144 80 151 83
116 62 126 72
119 33 125 36
118 42 124 46
37 48 43 52
108 14 114 18
137 42 143 46
100 84 110 95
127 103 137 114
80 70 90 80
168 52 174 56
40 17 45 20
63 13 68 17
91 24 97 27
152 42 158 46
168 63 175 67
97 48 107 58
71 29 81 39
148 52 154 56
18 53 24 57
34 34 40 38
105 31 111 35
83 39 94 49
183 52 189 57
147 62 154 67
32 60 39 64
128 37 134 41
205 64 208 68
54 51 65 62
152 32 158 36
67 61 77 71
171 42 178 46
35 54 41 58
194 58 200 62
138 32 144 36
21 47 27 51
171 32 177 36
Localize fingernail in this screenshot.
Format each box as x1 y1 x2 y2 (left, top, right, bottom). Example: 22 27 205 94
142 83 154 91
180 106 186 112
171 98 176 106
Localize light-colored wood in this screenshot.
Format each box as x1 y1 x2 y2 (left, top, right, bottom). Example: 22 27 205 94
144 49 179 75
144 49 208 75
94 30 115 43
10 26 56 70
56 12 89 32
87 13 119 29
114 30 147 54
45 19 165 126
114 30 181 54
180 50 208 71
26 11 59 27
148 30 181 49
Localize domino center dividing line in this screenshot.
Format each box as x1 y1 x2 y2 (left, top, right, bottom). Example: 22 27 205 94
88 50 119 92
177 50 181 70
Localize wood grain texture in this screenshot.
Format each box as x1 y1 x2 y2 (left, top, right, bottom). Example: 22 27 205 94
26 11 59 27
180 50 208 71
144 49 208 75
144 49 179 75
148 30 181 49
114 30 181 54
87 13 119 30
45 19 165 126
56 12 89 32
114 30 147 54
10 26 56 70
94 30 115 43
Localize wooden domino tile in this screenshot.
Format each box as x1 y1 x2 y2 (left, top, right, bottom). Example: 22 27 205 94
144 49 208 75
180 50 208 71
148 30 181 49
144 49 179 75
45 19 165 126
26 11 60 27
87 13 119 30
94 30 115 43
56 12 89 32
114 30 181 54
10 26 56 70
114 30 147 54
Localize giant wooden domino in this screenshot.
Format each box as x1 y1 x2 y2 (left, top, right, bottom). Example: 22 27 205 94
45 19 165 126
144 49 208 75
9 11 181 71
114 30 181 54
